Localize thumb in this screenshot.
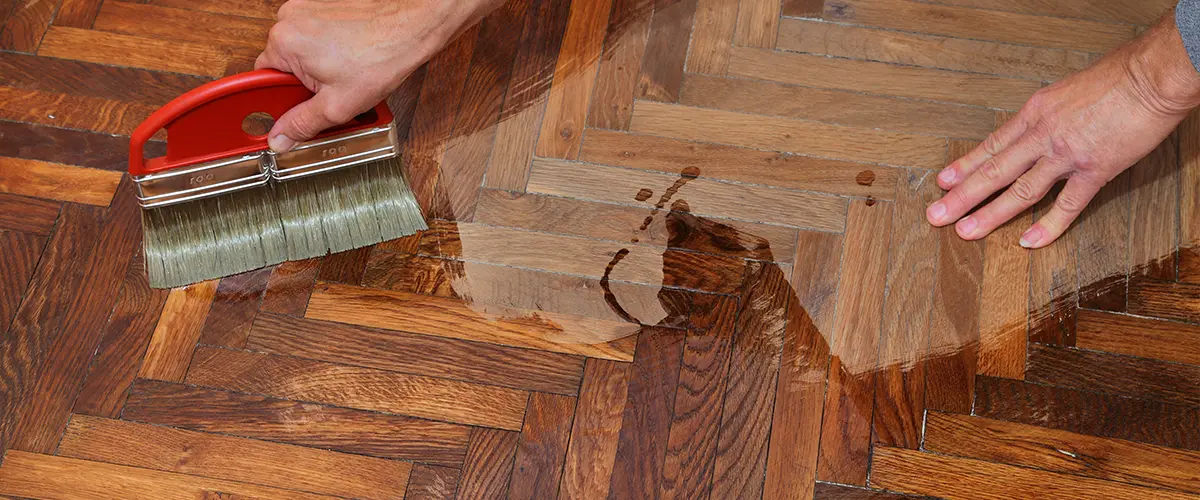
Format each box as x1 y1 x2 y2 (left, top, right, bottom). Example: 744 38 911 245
267 91 342 153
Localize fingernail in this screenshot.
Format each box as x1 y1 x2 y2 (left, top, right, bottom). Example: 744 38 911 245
957 216 978 237
927 202 946 223
1019 226 1042 248
938 167 956 184
269 134 296 153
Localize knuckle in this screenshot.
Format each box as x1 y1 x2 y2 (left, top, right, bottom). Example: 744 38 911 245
1056 190 1090 215
981 133 1004 156
977 158 1003 182
1007 178 1040 203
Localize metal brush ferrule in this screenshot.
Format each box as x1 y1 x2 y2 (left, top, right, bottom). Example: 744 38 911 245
133 153 270 209
268 124 398 182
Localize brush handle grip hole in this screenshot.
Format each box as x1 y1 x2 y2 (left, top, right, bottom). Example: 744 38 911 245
242 111 276 137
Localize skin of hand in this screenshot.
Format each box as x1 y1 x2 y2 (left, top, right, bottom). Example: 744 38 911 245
256 0 505 153
926 9 1200 249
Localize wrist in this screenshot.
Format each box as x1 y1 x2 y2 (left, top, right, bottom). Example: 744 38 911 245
1124 9 1200 116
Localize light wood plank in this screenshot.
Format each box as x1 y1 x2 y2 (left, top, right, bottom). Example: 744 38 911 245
0 87 154 137
559 359 633 498
94 1 270 50
1181 111 1200 283
917 0 1174 25
734 0 781 48
137 279 219 382
534 0 614 159
37 26 228 77
0 157 121 206
687 0 740 74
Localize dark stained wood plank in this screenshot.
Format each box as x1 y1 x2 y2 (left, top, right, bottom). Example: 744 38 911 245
0 120 165 172
871 171 940 449
259 258 320 316
1074 168 1131 312
122 380 471 467
871 446 1199 500
485 0 572 191
1129 135 1179 281
0 193 58 235
1076 309 1200 366
0 0 54 52
0 203 101 453
509 393 575 499
58 415 412 499
661 294 736 500
535 0 614 158
0 231 44 334
763 231 843 500
783 0 826 17
974 375 1200 451
1128 278 1200 324
587 0 653 130
37 26 229 78
432 0 529 220
607 327 686 499
185 346 530 429
404 465 460 500
71 253 169 417
385 65 425 145
137 280 219 382
360 251 456 296
450 428 519 500
1026 343 1200 407
0 52 209 106
316 247 372 285
712 262 791 499
813 483 935 499
247 312 585 395
197 267 271 348
6 180 141 453
818 200 892 486
924 411 1200 495
51 0 102 28
637 0 698 102
559 358 632 499
924 219 984 414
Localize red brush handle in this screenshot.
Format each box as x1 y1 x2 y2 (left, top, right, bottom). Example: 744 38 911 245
129 69 393 176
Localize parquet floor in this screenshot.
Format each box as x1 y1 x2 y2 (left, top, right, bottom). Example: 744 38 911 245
2 0 1200 498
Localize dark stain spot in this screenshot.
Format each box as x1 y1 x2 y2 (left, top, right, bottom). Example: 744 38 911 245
671 199 690 213
600 248 636 323
681 166 700 179
856 170 876 186
559 127 573 139
827 1 854 18
865 196 876 206
634 188 654 202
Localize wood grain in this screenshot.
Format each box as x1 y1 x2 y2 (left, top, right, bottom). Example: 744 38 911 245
0 451 339 500
509 393 575 499
0 230 44 335
919 0 1174 26
559 358 632 498
818 199 892 486
763 231 843 500
586 0 653 130
1128 127 1179 281
184 346 530 429
1076 309 1200 366
197 268 271 348
977 168 1031 380
630 101 946 169
1128 278 1200 324
137 279 219 382
1181 110 1200 284
608 327 686 499
0 157 122 205
0 119 164 172
1026 343 1200 407
305 281 638 360
820 0 1134 53
661 294 736 500
0 193 58 235
1029 188 1079 346
404 465 460 500
924 412 1200 495
38 26 228 77
0 0 53 52
924 218 984 414
975 375 1200 451
637 0 698 102
0 87 155 137
0 51 206 106
247 312 585 395
316 247 371 285
456 428 519 499
149 0 285 19
485 0 572 190
123 380 470 466
871 446 1199 500
72 253 169 417
534 0 613 159
528 158 848 231
733 0 781 48
93 1 270 49
1074 169 1131 311
259 258 319 316
58 415 412 500
686 0 739 74
778 19 1090 81
51 0 102 28
813 482 933 500
727 46 1040 110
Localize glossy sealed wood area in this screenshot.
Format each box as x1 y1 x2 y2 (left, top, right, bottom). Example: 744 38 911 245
0 0 1197 498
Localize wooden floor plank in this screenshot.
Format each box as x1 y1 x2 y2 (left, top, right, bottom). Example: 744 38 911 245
458 428 520 499
305 281 639 361
870 446 1200 500
58 415 411 500
534 0 614 159
316 247 372 285
630 101 947 169
258 258 320 316
1128 279 1200 324
92 1 269 49
137 280 219 382
778 19 1091 81
0 157 122 206
818 199 892 486
637 0 698 102
122 380 471 467
1129 135 1179 281
1026 343 1200 407
586 0 653 130
0 451 341 500
558 359 632 499
686 0 739 74
0 0 54 52
1029 188 1079 346
924 213 985 414
404 465 461 500
1181 110 1200 284
248 312 584 395
918 0 1175 26
528 158 848 231
0 193 58 236
813 482 935 499
184 346 530 430
37 26 229 77
148 0 284 18
1074 170 1131 312
727 46 1040 110
51 0 102 28
925 411 1200 494
0 120 163 172
509 393 576 499
0 230 44 335
734 0 781 48
0 87 155 137
1076 309 1200 366
820 0 1134 53
197 267 271 348
974 375 1200 451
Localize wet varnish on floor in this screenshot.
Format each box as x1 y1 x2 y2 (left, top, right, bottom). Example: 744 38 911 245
2 0 1200 498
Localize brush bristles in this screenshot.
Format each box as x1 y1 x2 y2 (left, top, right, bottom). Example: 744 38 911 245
143 157 427 288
